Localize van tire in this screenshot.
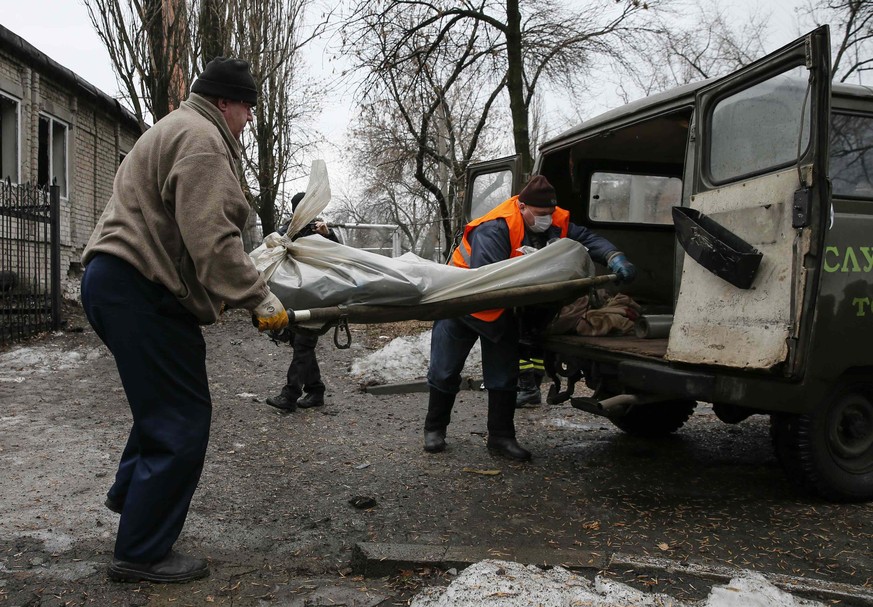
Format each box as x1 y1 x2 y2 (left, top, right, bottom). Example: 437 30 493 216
770 382 873 502
609 400 696 437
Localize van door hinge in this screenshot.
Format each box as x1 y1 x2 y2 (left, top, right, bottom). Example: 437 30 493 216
793 188 812 228
786 336 799 375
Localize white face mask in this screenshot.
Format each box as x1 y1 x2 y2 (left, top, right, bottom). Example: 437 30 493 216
529 213 553 233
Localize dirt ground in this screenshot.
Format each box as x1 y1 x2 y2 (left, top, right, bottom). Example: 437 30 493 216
1 304 872 606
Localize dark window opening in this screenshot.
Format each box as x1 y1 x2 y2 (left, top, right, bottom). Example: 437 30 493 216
37 115 68 197
831 112 873 199
0 93 19 182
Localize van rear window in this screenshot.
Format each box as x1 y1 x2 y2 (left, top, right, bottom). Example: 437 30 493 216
469 169 512 218
831 112 873 199
589 172 680 224
709 67 811 184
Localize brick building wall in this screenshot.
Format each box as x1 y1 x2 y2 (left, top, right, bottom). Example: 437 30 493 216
0 33 140 298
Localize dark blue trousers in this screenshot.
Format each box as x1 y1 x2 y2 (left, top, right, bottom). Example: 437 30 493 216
81 253 211 563
427 315 518 394
282 332 324 399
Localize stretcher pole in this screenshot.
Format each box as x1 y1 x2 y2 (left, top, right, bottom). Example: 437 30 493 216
288 273 619 326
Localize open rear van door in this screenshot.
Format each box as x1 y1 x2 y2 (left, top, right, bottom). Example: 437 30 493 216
463 155 524 222
667 26 831 374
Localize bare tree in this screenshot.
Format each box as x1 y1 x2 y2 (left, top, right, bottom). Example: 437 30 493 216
341 0 656 257
342 10 512 255
607 0 769 101
335 98 449 257
221 0 327 236
800 0 873 83
345 0 656 174
84 0 196 130
85 0 328 241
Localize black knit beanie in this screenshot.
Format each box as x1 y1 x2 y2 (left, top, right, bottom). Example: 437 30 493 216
518 175 557 207
191 57 258 105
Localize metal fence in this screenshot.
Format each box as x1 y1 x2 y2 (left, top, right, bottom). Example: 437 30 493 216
330 222 402 257
0 181 62 346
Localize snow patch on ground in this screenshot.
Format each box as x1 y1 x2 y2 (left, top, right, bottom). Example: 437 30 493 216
22 530 76 554
411 560 681 607
0 345 101 381
703 573 825 606
349 330 482 385
411 560 825 607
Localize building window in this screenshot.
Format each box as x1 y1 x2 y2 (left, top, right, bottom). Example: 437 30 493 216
0 93 19 183
38 114 68 197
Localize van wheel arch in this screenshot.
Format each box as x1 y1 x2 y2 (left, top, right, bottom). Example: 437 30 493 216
771 380 873 502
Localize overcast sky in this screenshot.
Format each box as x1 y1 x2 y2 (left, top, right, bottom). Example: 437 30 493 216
1 0 807 101
1 0 807 197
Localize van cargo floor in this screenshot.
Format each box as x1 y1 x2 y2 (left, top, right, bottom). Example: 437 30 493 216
542 334 668 359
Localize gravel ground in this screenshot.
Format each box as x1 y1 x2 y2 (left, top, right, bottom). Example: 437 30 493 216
0 304 871 606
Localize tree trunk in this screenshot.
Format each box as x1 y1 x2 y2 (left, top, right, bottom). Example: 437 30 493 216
255 119 278 236
199 0 228 66
505 0 531 174
145 0 173 120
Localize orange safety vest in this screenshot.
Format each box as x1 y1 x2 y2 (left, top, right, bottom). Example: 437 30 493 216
451 196 570 321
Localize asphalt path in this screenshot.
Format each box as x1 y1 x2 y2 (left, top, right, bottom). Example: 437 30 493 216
0 308 870 606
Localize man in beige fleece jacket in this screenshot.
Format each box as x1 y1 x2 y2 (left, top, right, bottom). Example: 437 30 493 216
80 57 287 583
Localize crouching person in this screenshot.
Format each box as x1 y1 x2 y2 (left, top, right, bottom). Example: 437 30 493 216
80 57 288 583
424 175 636 461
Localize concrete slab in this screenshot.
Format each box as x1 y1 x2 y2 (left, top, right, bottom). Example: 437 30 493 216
352 542 449 577
610 553 873 607
352 542 608 578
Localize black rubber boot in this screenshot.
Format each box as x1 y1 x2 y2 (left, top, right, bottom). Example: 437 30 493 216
487 389 532 461
516 370 542 407
424 388 456 453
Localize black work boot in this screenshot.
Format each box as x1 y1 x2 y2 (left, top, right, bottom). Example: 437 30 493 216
487 389 532 461
266 388 298 412
516 370 542 407
109 550 209 583
424 388 456 453
297 392 324 408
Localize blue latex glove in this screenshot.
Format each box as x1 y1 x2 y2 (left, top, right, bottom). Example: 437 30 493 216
607 253 637 283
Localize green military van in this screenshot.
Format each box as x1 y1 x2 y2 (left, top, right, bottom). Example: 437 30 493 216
464 26 873 502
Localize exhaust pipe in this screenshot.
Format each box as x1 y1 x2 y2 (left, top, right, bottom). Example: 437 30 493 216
570 393 674 418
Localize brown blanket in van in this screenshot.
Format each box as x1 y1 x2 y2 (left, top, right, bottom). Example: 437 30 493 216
547 289 641 336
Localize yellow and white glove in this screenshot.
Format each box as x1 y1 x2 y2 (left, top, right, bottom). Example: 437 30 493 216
252 292 289 332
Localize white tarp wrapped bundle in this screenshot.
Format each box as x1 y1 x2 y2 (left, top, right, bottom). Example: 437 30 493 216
250 161 595 313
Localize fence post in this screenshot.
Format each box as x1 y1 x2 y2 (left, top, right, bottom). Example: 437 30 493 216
50 184 62 330
392 229 401 258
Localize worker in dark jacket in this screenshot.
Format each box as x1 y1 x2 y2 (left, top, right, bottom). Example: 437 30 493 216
80 57 288 584
266 192 339 411
424 175 636 461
